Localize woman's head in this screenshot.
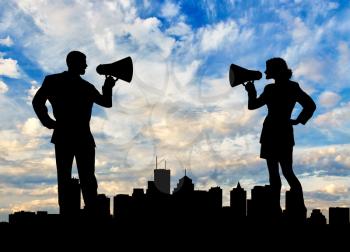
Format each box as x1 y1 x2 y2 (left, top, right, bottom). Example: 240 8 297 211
265 57 292 80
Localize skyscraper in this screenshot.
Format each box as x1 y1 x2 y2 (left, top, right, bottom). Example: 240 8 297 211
96 194 110 217
329 207 350 226
230 182 246 218
173 174 194 194
209 186 223 209
62 177 81 215
154 169 170 194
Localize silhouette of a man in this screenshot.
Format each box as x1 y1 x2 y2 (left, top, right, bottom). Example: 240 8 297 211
245 58 316 214
32 51 116 215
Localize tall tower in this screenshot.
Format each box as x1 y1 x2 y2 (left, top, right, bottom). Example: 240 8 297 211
154 157 171 194
230 182 247 218
209 186 223 209
61 177 81 215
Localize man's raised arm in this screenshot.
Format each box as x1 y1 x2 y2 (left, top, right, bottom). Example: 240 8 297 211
94 76 116 108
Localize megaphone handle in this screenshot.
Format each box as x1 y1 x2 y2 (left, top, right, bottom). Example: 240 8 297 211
243 80 254 86
105 75 118 81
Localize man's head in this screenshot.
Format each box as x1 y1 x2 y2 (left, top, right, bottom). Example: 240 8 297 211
66 51 87 75
265 57 292 80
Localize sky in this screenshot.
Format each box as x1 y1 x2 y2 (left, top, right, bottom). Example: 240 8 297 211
0 0 350 222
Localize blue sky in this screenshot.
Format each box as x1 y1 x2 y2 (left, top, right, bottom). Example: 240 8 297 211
0 0 350 222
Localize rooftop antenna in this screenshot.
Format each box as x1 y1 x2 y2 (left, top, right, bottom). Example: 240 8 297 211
156 155 158 170
185 168 187 176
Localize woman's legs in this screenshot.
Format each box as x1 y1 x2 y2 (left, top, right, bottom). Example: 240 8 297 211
266 159 282 210
280 158 306 213
279 158 302 194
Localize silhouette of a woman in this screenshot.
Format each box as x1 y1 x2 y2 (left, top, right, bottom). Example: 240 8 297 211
245 58 316 213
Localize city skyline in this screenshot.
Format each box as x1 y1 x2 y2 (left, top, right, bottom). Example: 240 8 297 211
6 167 350 226
1 1 350 222
4 164 350 225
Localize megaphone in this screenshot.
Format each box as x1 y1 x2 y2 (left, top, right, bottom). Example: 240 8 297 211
229 64 262 87
96 56 133 83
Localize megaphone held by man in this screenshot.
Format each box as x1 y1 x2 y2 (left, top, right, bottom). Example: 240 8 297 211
229 64 262 87
96 56 133 83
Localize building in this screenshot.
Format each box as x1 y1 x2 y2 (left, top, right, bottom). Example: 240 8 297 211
308 209 326 226
173 174 194 194
96 194 110 217
154 169 171 194
61 177 81 215
230 182 247 218
209 186 223 209
329 207 350 226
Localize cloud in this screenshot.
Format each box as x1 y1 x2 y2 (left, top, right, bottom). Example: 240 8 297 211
166 22 192 37
318 91 341 108
294 144 350 177
10 198 57 213
291 17 311 43
20 117 47 138
0 80 9 93
199 20 239 52
161 1 180 18
314 102 350 128
0 57 20 78
26 80 39 104
301 175 350 201
337 41 350 79
323 183 348 195
0 35 13 46
293 58 325 82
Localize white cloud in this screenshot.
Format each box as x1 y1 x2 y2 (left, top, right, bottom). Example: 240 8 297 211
318 91 341 108
10 198 57 213
323 183 348 195
128 17 175 58
0 35 13 46
337 41 350 79
292 17 310 43
295 144 350 171
20 117 46 137
293 58 325 82
161 1 180 18
0 129 39 161
335 154 350 168
26 80 39 104
166 22 192 36
99 180 136 196
314 102 350 128
0 80 9 93
0 57 20 78
281 15 330 84
301 175 350 195
199 20 239 52
93 28 116 54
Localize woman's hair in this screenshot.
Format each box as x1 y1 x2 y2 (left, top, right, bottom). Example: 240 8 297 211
266 57 293 80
